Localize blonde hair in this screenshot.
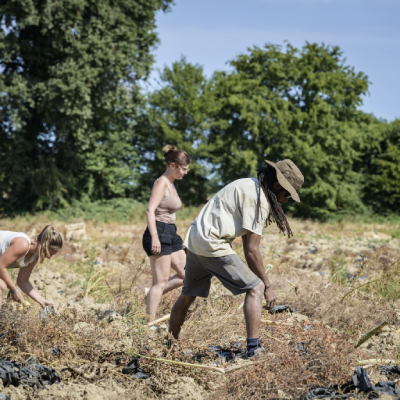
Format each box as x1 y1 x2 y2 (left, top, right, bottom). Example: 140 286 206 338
163 144 178 153
163 145 190 166
36 225 63 263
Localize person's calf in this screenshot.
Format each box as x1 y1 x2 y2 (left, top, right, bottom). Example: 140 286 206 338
244 281 265 338
163 275 184 293
169 294 196 339
146 283 168 321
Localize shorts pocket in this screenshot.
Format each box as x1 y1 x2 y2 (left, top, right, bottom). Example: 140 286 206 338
158 233 172 246
215 256 235 266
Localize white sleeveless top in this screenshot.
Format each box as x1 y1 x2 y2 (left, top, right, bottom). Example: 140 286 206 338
0 231 38 269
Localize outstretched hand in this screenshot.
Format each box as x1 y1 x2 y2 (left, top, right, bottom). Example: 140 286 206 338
41 299 54 308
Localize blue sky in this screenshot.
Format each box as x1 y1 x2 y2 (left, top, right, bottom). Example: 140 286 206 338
152 0 400 122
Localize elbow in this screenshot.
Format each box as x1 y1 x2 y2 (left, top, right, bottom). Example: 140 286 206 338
16 277 27 287
245 246 260 259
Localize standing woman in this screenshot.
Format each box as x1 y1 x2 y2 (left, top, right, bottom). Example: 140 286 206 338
143 145 190 323
0 225 63 308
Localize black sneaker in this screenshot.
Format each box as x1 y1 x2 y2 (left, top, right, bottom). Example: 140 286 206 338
246 346 264 359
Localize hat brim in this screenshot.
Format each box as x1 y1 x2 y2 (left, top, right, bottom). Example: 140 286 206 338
265 160 301 202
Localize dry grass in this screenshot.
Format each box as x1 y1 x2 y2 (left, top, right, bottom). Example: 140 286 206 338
210 323 357 399
0 291 365 399
274 248 400 334
1 215 400 399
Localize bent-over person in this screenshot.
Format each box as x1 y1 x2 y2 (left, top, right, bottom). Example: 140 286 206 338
0 225 63 308
169 159 304 357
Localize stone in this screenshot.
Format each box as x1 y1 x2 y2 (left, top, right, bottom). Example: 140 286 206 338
277 389 294 399
107 311 122 323
363 231 378 239
376 232 392 240
362 231 391 240
53 272 61 280
347 265 359 275
65 222 87 242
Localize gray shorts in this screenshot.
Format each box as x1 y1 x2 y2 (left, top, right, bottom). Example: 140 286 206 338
181 250 262 297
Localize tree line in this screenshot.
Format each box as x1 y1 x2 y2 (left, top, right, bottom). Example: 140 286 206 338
1 0 399 218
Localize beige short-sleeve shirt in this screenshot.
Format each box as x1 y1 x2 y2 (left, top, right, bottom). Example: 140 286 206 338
183 178 270 257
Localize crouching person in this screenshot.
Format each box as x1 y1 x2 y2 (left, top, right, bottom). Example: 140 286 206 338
169 160 304 357
0 225 63 308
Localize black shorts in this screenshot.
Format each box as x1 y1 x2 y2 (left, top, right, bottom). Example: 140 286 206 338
142 221 183 257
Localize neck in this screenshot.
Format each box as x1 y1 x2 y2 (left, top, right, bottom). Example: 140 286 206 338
163 170 175 183
28 237 39 254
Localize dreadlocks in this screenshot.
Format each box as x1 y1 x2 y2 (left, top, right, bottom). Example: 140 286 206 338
256 166 293 238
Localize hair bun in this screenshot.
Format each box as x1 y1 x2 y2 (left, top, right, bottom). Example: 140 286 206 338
163 145 179 161
163 144 177 153
162 145 190 167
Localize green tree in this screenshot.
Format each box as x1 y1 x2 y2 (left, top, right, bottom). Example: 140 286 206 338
137 58 216 205
209 43 378 218
364 120 400 213
0 0 173 213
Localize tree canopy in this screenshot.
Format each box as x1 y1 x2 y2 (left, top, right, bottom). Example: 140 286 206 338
208 43 379 218
364 120 400 213
0 0 172 212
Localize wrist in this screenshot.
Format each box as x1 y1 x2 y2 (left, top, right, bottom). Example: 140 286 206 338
263 281 271 289
10 287 19 294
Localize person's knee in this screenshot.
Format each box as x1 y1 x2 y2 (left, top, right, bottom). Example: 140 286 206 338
258 281 266 292
159 280 168 290
173 294 195 310
153 278 169 290
249 281 265 298
181 294 196 305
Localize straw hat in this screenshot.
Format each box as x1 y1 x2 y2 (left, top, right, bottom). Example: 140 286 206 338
265 159 304 202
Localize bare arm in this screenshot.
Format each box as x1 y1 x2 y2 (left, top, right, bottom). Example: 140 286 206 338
17 259 53 308
242 232 270 286
0 238 28 303
242 231 276 308
146 179 168 254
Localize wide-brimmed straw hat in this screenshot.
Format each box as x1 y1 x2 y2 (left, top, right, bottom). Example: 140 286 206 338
265 159 304 202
